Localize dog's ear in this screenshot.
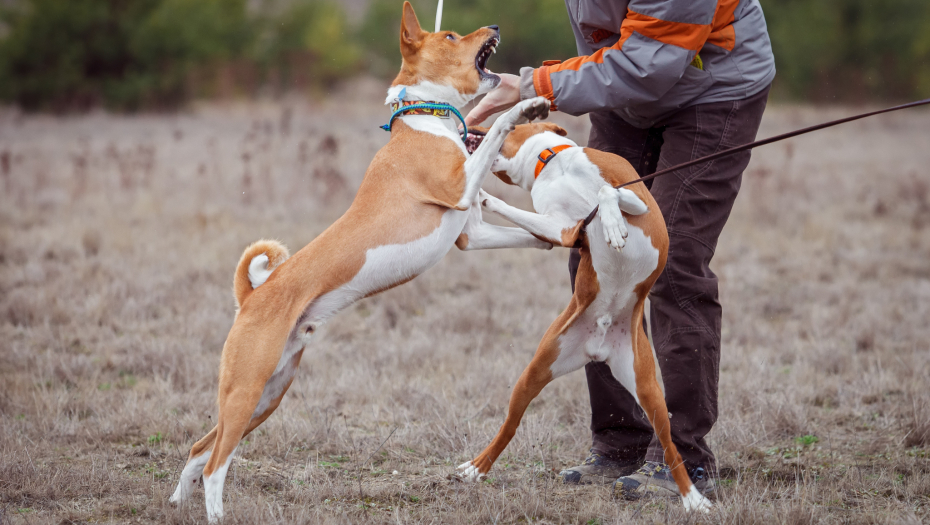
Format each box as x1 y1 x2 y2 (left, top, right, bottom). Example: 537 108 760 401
400 2 425 55
560 219 586 247
544 123 568 137
493 170 516 186
491 155 516 185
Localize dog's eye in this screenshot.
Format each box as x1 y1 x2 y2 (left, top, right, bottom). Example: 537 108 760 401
446 34 455 41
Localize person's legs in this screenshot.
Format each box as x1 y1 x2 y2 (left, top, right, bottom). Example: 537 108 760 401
639 87 770 473
565 88 771 489
613 87 771 498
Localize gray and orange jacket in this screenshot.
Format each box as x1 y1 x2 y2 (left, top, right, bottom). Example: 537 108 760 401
518 0 776 128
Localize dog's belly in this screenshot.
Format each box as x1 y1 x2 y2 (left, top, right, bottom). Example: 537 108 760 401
552 220 660 395
301 208 468 326
587 218 660 316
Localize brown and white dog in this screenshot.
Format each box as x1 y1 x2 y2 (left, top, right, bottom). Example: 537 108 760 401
168 3 552 521
454 123 713 513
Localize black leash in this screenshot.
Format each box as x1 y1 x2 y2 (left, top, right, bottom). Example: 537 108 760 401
580 97 930 230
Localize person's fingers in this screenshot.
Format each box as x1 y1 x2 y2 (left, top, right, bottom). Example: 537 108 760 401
465 102 494 126
464 112 483 127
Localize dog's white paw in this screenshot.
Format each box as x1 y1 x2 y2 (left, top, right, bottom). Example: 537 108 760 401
479 189 502 212
504 97 550 127
598 190 628 251
456 461 487 483
169 476 198 504
518 97 550 124
681 485 713 513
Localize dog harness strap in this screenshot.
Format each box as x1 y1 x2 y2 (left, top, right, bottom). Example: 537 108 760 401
534 144 573 179
380 101 468 142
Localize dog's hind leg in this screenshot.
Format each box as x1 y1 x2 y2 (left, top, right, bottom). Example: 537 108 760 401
170 426 217 504
171 341 305 511
455 202 552 251
627 297 711 513
199 311 299 522
457 312 589 482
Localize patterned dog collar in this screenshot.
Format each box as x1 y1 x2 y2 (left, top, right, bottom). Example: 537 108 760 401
380 100 468 142
389 100 452 118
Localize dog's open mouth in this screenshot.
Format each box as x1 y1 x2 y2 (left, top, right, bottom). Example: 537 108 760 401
475 35 500 82
464 129 486 154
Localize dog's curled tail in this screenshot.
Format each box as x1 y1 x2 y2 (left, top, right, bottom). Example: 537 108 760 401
234 239 290 307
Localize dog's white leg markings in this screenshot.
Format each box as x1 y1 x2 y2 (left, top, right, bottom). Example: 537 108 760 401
456 460 486 482
597 186 630 250
481 189 577 245
598 186 627 250
644 297 665 396
455 329 588 483
203 446 237 523
598 186 648 251
457 203 552 250
681 484 713 512
170 451 211 504
458 97 549 209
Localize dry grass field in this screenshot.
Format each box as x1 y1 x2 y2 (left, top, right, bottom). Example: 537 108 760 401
1 80 929 524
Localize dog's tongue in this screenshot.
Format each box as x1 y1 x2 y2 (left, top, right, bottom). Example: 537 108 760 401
464 132 485 154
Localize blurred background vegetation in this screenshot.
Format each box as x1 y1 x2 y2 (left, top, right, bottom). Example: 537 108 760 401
0 0 928 111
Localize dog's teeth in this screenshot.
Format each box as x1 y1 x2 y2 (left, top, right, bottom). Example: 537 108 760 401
491 46 496 54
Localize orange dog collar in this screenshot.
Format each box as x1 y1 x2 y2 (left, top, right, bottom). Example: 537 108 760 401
534 145 573 179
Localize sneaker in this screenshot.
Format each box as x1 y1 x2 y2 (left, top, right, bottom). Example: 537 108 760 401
691 466 716 496
612 462 716 500
559 451 641 485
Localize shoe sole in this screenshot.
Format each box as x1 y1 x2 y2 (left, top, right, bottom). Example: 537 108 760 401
561 473 622 485
615 480 718 501
560 465 640 485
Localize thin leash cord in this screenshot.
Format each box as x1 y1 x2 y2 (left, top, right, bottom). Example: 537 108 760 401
380 102 468 141
581 96 930 228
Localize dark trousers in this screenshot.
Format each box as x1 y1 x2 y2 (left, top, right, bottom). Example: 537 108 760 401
568 87 770 474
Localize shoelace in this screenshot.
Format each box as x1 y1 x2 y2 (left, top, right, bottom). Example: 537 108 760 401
636 462 667 477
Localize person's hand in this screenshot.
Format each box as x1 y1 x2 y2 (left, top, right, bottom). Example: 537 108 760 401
465 73 522 126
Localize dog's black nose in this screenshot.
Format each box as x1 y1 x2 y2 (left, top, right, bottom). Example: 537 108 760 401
488 25 499 31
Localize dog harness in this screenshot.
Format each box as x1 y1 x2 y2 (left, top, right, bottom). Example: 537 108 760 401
380 91 468 142
534 144 574 179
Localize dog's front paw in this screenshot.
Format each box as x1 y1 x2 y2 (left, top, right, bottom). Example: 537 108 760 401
456 461 487 483
598 188 628 251
602 218 627 251
502 97 550 128
479 189 502 212
517 97 550 124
